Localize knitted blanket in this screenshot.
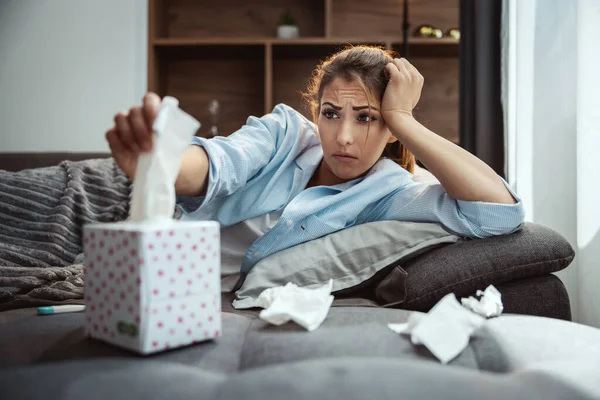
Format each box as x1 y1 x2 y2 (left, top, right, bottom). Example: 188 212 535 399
0 158 131 311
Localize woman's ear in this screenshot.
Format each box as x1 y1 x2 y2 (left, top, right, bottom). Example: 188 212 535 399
387 132 398 144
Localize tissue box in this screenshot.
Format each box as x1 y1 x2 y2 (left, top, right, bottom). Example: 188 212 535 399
82 220 221 354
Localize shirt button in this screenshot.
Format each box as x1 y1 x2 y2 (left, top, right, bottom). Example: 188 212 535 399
253 251 260 257
287 220 293 227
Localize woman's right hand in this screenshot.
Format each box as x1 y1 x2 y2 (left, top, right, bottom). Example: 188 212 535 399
106 92 161 179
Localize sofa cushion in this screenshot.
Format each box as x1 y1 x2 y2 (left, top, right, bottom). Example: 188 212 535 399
0 360 226 400
2 356 595 400
375 223 574 310
237 307 478 371
1 307 600 400
0 311 253 373
0 307 479 371
495 274 571 320
473 314 600 372
218 357 596 400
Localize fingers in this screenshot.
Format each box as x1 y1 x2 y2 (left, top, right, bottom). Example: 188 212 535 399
385 62 400 81
143 92 161 128
106 127 124 155
128 106 152 152
393 58 410 76
387 58 424 84
114 111 140 153
108 92 161 156
386 58 410 81
400 58 424 82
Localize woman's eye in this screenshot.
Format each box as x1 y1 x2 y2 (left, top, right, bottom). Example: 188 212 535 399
358 114 376 123
322 110 339 119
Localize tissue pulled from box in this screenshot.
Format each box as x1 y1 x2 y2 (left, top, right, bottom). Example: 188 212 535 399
460 284 503 317
232 280 334 331
129 96 200 223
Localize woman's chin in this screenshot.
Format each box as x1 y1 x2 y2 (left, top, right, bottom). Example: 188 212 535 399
331 165 364 181
322 157 369 182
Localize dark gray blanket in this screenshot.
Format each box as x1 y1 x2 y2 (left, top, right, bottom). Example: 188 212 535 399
0 158 131 311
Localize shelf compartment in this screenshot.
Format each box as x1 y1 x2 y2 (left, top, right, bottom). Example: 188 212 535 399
391 47 459 144
157 0 325 39
155 44 265 138
331 0 459 38
392 38 459 58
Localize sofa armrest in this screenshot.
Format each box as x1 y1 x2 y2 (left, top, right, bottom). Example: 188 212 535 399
375 223 574 311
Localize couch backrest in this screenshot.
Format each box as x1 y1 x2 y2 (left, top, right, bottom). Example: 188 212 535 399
0 153 110 172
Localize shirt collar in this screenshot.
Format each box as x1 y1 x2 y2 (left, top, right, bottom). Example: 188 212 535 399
295 144 323 171
294 147 402 191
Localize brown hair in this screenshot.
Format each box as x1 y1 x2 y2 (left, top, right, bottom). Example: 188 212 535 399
303 45 415 173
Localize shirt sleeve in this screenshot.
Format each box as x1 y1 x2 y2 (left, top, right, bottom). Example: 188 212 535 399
362 176 526 238
176 104 306 215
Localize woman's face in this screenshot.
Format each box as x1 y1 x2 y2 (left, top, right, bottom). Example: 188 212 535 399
316 77 397 184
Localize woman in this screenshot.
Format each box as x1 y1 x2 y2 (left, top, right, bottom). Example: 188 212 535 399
106 46 524 290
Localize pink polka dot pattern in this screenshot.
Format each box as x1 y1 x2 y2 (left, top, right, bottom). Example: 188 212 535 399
83 222 221 354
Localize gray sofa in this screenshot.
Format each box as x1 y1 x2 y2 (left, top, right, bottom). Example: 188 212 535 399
0 152 575 320
0 152 591 399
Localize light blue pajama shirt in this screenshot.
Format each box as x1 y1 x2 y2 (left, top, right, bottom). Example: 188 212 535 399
176 104 525 278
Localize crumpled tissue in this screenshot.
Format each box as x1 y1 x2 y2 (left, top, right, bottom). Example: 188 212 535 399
232 280 334 331
460 284 503 317
388 285 503 364
129 96 200 223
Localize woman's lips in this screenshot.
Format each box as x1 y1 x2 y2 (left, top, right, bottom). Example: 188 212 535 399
333 154 358 163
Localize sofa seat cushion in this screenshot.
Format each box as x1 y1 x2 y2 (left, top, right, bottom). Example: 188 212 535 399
0 307 477 371
1 306 600 399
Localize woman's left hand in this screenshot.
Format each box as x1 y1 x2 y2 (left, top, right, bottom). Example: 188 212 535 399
381 58 424 123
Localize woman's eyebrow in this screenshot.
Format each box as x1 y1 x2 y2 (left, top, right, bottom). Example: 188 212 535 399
353 105 379 111
322 102 379 111
322 101 342 110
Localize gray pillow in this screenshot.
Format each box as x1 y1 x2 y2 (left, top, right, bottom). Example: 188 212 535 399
234 220 462 305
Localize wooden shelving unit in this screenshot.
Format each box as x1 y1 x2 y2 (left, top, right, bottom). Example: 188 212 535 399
148 0 460 143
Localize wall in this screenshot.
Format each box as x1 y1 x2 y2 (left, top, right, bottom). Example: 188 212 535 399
0 0 147 152
505 0 600 326
531 0 579 322
577 0 600 328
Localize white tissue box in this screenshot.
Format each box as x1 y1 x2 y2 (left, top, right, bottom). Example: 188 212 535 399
82 220 221 354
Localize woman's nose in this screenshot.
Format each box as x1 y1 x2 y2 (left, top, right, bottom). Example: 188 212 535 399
336 121 354 146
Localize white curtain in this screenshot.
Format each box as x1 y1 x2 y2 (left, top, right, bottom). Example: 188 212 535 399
503 0 600 327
